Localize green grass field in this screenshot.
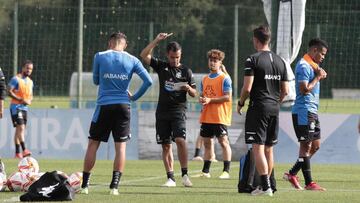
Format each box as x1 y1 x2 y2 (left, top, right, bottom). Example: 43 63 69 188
1 159 360 202
3 96 360 114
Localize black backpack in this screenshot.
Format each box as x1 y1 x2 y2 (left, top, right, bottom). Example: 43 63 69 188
20 171 75 201
237 148 277 193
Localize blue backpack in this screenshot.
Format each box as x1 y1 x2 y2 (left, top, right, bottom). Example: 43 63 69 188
238 148 260 193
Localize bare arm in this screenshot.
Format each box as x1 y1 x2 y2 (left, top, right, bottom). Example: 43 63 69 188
140 33 173 65
8 87 21 102
199 92 231 105
181 85 197 97
300 68 327 95
237 76 254 114
280 81 289 103
8 84 31 106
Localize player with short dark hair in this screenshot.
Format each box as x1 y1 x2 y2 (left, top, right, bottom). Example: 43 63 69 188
140 33 196 187
80 32 152 195
237 25 289 196
8 60 34 159
283 38 328 191
198 49 232 179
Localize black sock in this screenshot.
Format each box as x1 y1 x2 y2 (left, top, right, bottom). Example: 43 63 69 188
202 160 211 173
270 169 277 193
223 161 230 172
302 157 312 186
181 168 188 177
110 171 122 189
167 171 175 182
20 142 26 151
15 144 20 153
82 171 91 188
289 158 304 175
194 148 201 157
260 175 270 191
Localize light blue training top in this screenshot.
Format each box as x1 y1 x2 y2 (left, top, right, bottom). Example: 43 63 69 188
93 50 152 105
292 58 320 115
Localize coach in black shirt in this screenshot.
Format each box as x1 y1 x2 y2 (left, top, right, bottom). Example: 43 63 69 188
140 33 196 187
237 25 289 196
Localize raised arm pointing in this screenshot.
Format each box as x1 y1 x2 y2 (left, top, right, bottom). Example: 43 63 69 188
140 33 173 65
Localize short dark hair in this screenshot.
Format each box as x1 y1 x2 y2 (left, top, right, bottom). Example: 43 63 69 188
22 60 33 67
109 32 127 42
253 25 271 44
308 38 329 50
166 41 182 53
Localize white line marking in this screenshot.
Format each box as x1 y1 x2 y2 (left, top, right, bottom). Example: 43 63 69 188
90 166 224 187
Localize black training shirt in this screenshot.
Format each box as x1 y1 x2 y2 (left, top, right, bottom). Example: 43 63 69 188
244 51 288 113
150 57 196 116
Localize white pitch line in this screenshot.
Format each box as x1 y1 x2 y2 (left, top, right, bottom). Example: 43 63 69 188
86 165 360 192
90 166 224 187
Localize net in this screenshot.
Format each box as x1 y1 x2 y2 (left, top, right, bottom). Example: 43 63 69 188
0 0 358 113
297 0 360 112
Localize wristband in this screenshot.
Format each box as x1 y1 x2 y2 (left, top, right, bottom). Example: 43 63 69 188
238 100 244 107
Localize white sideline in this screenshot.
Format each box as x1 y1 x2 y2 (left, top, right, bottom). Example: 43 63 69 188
90 166 224 187
87 165 360 193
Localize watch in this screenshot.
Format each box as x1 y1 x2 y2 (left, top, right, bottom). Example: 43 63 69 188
238 100 244 107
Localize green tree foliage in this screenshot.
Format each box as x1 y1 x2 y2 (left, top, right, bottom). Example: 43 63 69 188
11 0 360 99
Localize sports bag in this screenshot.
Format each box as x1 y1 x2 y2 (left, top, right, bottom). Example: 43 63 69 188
238 148 260 193
237 148 277 193
20 171 75 201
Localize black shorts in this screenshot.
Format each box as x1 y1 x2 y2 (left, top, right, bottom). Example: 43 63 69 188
200 123 228 138
89 104 131 143
156 113 186 144
10 109 27 127
292 112 321 142
245 107 279 146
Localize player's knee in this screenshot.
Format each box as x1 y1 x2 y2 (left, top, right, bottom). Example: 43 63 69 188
203 141 212 149
162 144 171 152
218 140 229 148
175 138 185 147
312 145 320 153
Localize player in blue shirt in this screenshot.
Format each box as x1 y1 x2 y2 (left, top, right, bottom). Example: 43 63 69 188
8 60 34 159
284 38 328 191
81 32 152 195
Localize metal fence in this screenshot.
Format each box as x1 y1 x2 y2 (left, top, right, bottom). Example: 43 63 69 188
0 0 359 112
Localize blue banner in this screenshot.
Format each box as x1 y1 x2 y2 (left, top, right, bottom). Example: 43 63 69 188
0 109 138 160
